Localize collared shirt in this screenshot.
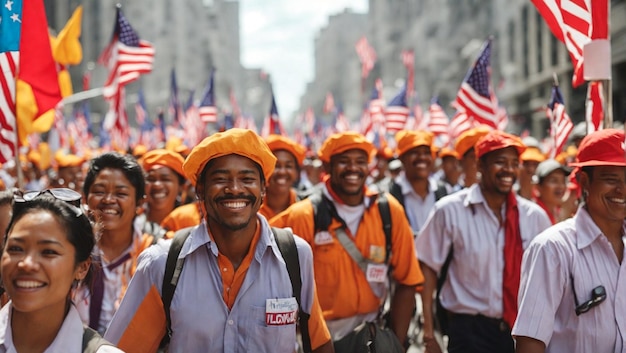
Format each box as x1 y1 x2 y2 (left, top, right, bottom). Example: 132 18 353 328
394 173 440 234
104 217 330 353
0 303 122 353
512 208 626 353
270 184 423 339
76 225 153 334
416 184 551 318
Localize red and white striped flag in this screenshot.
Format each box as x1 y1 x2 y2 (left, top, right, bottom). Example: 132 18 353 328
585 81 604 133
531 0 608 87
355 36 377 79
427 100 449 136
199 69 217 123
547 85 574 158
385 85 409 134
323 92 336 114
449 110 475 141
0 52 18 163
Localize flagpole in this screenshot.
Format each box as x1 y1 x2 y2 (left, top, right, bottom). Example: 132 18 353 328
13 115 24 190
552 73 559 157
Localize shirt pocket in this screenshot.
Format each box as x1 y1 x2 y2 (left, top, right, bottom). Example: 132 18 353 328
246 305 297 352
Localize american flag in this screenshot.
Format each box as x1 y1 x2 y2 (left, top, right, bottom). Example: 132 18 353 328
547 85 573 158
100 6 153 148
355 36 377 79
532 0 608 87
100 6 154 100
229 88 241 120
449 109 475 141
428 98 450 136
585 81 604 133
261 92 285 137
453 39 498 129
0 0 20 162
401 50 415 101
385 85 409 134
199 69 217 123
333 105 351 133
135 89 155 148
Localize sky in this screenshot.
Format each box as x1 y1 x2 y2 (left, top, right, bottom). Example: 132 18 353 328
240 0 368 121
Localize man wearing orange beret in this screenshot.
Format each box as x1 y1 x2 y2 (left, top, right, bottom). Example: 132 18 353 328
416 130 551 353
105 128 333 353
259 134 306 220
50 151 86 193
386 130 447 236
271 131 423 351
517 137 546 200
454 126 491 188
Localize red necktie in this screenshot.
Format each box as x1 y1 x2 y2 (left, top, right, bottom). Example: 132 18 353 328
502 191 522 329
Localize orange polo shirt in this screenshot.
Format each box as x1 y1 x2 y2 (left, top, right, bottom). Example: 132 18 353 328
270 189 423 320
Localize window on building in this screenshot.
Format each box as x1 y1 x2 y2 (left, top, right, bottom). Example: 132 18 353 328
522 5 529 78
550 34 559 67
508 21 515 62
536 11 543 73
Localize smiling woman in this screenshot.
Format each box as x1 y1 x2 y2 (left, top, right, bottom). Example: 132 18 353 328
0 192 123 352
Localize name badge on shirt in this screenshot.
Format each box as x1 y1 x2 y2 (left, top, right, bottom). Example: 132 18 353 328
266 297 298 326
366 263 387 283
314 231 334 245
369 245 385 263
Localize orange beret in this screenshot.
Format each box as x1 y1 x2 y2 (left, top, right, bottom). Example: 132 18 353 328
475 130 526 159
395 130 437 157
317 132 375 163
142 149 186 178
265 134 306 166
454 127 492 157
377 147 394 160
55 151 85 168
183 128 277 185
439 147 459 159
133 144 148 157
520 147 546 163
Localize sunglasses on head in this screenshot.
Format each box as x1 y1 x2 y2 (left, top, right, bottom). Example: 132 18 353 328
13 188 83 216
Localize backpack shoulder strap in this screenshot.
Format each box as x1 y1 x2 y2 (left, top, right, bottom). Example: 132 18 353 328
388 181 404 207
272 227 312 353
161 226 194 345
82 326 111 353
308 189 333 233
376 193 393 265
434 181 448 202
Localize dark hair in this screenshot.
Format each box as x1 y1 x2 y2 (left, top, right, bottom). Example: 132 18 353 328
83 152 146 203
5 195 96 288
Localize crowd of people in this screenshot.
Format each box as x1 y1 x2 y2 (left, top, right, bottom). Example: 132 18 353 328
0 123 624 353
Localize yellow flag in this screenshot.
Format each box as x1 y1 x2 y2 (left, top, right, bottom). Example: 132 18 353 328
51 6 83 65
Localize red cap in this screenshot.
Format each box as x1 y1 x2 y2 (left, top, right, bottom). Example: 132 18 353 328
475 130 526 159
569 129 626 167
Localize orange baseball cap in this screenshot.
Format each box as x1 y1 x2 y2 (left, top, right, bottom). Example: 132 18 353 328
55 151 85 169
454 126 492 157
183 128 277 185
520 147 546 163
395 130 437 157
317 131 375 163
132 144 148 158
265 134 306 166
438 147 459 159
142 149 186 178
569 129 626 167
475 130 526 159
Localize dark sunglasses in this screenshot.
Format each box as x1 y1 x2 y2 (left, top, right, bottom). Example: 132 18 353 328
575 285 606 316
13 188 83 216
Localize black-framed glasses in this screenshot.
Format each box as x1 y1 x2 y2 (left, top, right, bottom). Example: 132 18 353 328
574 284 606 316
13 188 83 216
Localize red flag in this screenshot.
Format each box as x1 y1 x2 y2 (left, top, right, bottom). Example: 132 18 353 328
401 50 415 100
531 0 608 87
585 81 604 133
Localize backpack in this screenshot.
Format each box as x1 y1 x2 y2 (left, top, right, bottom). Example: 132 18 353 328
82 326 111 353
160 226 312 353
307 191 392 264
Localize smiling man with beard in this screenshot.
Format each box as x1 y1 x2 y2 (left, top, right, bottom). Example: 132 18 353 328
104 129 333 353
271 131 423 351
416 130 551 353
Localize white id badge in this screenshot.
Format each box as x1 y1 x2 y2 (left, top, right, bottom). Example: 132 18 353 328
265 297 298 326
366 263 387 283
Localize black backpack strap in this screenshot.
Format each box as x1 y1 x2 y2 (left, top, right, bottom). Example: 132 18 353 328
308 190 334 233
82 326 111 353
434 181 448 202
161 226 194 346
377 193 393 265
272 227 312 353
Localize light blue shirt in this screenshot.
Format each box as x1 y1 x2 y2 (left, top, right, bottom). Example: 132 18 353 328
105 216 318 353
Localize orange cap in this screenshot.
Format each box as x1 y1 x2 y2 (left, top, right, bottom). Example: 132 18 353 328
439 147 459 159
183 128 277 185
55 151 85 168
395 130 437 157
317 131 375 163
475 130 526 159
133 144 148 158
265 134 306 166
142 149 186 178
454 127 492 157
520 147 546 163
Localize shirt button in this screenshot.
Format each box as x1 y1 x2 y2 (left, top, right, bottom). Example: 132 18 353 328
228 320 234 325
